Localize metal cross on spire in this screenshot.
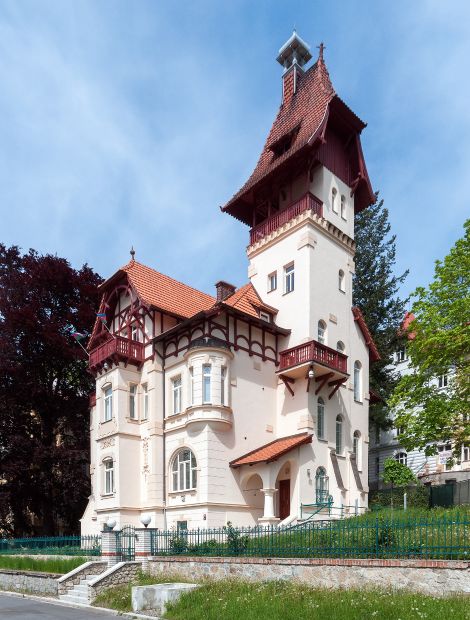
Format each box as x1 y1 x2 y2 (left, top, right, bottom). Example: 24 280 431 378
317 42 325 61
130 246 135 260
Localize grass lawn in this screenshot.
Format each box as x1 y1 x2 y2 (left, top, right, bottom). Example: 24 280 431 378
0 555 87 574
93 577 470 619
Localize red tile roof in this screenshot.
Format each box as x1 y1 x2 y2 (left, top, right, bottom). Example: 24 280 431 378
230 433 312 468
103 259 216 319
223 283 278 319
352 306 381 362
400 311 416 340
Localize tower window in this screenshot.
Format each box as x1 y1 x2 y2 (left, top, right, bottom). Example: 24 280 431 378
354 361 362 402
129 384 137 420
317 320 327 345
203 364 212 403
172 376 182 414
268 271 277 292
103 386 113 422
142 384 149 420
335 415 343 454
317 397 325 440
336 341 345 353
104 458 114 495
332 188 338 213
284 263 295 294
340 195 347 220
338 269 345 292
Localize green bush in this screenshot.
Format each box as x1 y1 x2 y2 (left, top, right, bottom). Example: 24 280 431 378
369 484 429 509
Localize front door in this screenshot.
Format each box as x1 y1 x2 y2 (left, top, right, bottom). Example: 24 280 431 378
279 479 290 520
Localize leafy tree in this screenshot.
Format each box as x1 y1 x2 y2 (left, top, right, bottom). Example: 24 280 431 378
0 245 101 535
389 220 470 458
382 458 416 488
353 195 409 428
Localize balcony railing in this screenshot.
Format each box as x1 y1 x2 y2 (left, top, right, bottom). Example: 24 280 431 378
89 336 144 370
279 339 348 374
249 192 323 245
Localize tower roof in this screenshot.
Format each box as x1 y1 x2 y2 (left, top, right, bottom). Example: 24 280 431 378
222 39 374 224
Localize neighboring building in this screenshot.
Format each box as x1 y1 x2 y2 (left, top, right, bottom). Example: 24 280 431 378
368 313 470 489
81 32 379 535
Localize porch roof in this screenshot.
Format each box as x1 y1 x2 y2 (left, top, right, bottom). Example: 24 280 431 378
229 433 312 468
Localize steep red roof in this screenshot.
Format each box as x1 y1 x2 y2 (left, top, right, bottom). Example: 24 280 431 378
102 259 216 319
222 49 374 221
223 283 278 319
400 311 416 340
352 306 381 362
230 433 312 468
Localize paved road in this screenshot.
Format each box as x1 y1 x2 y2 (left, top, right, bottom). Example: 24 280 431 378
0 593 125 619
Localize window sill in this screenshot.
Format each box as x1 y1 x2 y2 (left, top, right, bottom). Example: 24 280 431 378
282 291 294 296
354 399 363 405
267 288 276 294
126 417 140 424
101 419 113 425
316 437 328 443
100 493 115 498
168 489 196 496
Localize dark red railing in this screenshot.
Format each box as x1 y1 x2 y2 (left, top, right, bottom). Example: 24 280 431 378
279 339 348 374
249 192 323 245
89 336 144 370
89 392 96 408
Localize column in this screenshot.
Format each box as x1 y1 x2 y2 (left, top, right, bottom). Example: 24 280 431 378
258 488 280 526
101 529 119 567
135 528 153 572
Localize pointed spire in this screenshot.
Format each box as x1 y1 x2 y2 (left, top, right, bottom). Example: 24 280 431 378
130 246 135 261
317 42 325 62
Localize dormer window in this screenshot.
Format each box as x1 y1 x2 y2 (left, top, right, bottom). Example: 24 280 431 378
269 125 300 159
259 311 271 323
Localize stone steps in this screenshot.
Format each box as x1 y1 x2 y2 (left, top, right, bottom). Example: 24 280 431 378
59 574 98 605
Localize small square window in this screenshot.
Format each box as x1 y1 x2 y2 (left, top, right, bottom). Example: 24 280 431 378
268 271 277 292
259 311 271 322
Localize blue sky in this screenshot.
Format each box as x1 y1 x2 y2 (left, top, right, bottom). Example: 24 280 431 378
0 1 468 301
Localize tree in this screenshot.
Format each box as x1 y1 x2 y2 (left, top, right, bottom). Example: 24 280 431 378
0 245 101 535
382 457 417 510
353 195 409 428
389 220 470 458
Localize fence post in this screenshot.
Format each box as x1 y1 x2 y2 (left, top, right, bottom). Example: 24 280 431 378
101 529 119 567
135 528 152 572
403 492 407 511
375 518 379 558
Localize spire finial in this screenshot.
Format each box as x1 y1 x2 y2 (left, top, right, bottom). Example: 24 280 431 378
317 42 325 61
130 246 135 261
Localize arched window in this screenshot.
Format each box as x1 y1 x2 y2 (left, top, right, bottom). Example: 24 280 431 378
317 397 325 440
103 385 113 422
335 415 343 454
338 269 345 292
172 449 197 491
336 341 345 353
395 451 407 466
318 320 327 345
340 195 346 219
315 467 328 503
354 361 362 402
104 458 114 495
353 431 361 460
332 188 338 213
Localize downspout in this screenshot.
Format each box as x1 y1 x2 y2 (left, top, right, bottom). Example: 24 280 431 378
162 355 167 530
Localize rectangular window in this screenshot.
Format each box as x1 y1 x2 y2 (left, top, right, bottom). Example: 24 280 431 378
221 367 226 406
104 460 114 494
268 271 277 292
203 365 211 403
259 311 271 322
172 376 182 414
131 324 139 341
396 346 407 363
104 387 113 422
142 384 148 420
284 263 294 294
396 426 404 438
438 374 448 388
463 447 470 462
129 384 137 419
189 368 194 405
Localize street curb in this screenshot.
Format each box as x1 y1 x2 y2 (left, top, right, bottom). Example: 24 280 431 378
0 590 160 619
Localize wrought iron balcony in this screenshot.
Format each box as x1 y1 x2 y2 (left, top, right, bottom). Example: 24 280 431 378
89 336 144 372
279 339 348 375
249 192 323 245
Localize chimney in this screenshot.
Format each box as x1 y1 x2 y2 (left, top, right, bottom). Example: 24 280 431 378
276 31 312 104
215 281 236 302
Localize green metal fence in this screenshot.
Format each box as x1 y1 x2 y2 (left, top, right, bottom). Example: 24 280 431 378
0 535 101 556
150 517 470 560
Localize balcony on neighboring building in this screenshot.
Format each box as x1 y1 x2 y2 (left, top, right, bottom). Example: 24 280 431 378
279 339 348 379
249 192 323 245
89 336 144 372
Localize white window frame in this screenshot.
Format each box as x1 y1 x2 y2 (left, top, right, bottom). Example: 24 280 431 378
103 386 113 422
317 397 325 440
340 195 347 220
259 311 271 322
189 367 194 406
335 415 343 454
332 187 338 213
317 320 327 345
284 263 295 294
268 271 277 292
129 384 137 420
104 458 114 495
354 361 362 402
172 375 182 414
395 451 407 466
221 367 226 406
438 374 448 388
338 269 345 292
142 384 149 420
353 430 361 464
203 364 211 403
172 449 197 491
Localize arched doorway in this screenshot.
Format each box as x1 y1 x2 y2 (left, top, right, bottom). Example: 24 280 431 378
276 462 292 520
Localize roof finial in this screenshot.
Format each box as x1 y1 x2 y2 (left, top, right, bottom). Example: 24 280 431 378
317 42 325 62
130 246 135 261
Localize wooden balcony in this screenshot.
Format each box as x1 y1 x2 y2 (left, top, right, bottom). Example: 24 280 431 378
279 339 348 377
89 336 144 372
249 192 323 245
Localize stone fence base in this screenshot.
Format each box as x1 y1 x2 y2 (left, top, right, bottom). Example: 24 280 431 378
148 556 470 596
0 569 60 595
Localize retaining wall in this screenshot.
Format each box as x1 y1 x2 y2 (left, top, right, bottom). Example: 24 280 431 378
0 569 59 595
57 560 107 595
89 561 142 601
148 556 470 596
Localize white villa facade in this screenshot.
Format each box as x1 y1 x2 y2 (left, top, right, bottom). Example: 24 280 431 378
81 33 379 535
